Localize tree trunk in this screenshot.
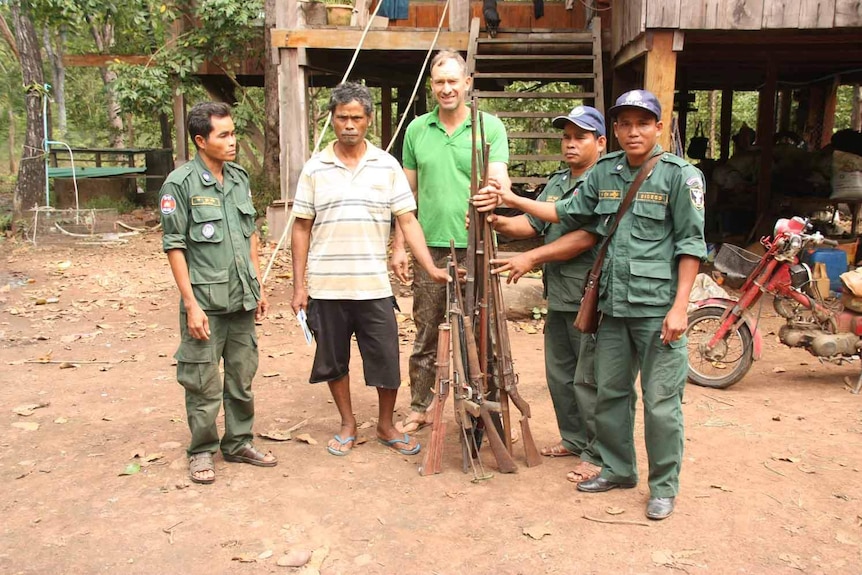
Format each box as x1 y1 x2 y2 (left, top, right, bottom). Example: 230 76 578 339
88 18 124 147
42 26 67 137
852 85 862 133
708 90 718 159
10 2 46 218
263 0 281 195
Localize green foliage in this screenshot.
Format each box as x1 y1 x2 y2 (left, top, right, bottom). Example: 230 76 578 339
81 194 136 213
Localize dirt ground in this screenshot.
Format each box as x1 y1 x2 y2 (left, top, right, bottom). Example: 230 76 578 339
1 220 862 575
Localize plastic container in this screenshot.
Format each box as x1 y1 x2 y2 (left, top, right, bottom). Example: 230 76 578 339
803 248 848 293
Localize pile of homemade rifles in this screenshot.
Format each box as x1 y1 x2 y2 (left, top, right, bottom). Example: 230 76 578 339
420 100 542 479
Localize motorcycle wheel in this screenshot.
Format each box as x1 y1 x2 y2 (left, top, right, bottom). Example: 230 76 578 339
686 307 754 389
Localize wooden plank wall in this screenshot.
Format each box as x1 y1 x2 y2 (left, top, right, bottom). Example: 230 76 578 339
618 0 862 51
387 1 592 30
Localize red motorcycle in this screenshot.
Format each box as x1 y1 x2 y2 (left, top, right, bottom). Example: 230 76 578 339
686 216 862 392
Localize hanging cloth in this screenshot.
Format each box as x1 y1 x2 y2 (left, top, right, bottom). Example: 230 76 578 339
377 0 409 20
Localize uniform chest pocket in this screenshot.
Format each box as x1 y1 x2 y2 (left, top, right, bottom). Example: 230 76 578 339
631 200 669 241
594 198 621 236
236 201 256 237
190 206 224 243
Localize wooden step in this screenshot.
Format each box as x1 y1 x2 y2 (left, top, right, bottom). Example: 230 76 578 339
473 72 596 80
508 132 564 139
490 111 560 118
473 91 595 100
474 54 595 61
477 32 593 44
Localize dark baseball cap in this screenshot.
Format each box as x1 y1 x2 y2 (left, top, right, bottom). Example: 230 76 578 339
551 105 606 137
608 90 662 120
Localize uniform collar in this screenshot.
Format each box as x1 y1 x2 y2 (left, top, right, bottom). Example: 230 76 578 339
611 145 664 181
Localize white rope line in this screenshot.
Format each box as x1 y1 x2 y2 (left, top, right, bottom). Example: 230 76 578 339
264 2 450 286
312 0 387 154
385 0 450 153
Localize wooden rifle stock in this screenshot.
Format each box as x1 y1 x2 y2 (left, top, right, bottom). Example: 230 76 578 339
419 323 451 476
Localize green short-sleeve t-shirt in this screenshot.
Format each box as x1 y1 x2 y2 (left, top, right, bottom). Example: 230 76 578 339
403 107 509 248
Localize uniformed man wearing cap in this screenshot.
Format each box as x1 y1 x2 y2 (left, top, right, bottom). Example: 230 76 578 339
161 102 277 485
492 90 706 520
473 105 606 484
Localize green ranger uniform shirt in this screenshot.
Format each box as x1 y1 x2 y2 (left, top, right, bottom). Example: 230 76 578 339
402 107 509 248
525 167 598 312
556 145 707 317
160 155 261 314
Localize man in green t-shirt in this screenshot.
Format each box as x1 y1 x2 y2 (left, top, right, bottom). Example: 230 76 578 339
391 49 510 433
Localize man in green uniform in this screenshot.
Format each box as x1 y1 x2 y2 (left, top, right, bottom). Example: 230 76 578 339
391 49 510 433
497 91 706 520
161 102 276 485
473 106 605 483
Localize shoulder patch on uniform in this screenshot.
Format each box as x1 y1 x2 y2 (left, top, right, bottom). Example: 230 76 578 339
689 186 705 210
191 196 221 207
160 194 177 215
599 190 622 200
660 153 688 167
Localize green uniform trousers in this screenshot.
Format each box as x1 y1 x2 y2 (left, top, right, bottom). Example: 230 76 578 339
544 310 599 463
175 309 259 457
593 315 687 498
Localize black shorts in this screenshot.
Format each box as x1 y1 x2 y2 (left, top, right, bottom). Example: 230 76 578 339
306 297 401 388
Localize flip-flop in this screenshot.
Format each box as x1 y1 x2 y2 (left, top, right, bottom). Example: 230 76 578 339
326 434 356 456
395 416 431 434
378 433 421 455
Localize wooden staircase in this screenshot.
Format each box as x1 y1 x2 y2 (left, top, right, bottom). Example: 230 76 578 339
466 17 605 190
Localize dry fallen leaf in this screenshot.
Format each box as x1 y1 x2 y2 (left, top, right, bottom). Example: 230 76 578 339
59 362 79 369
773 366 786 373
12 401 50 416
231 553 257 563
605 506 625 515
258 430 291 442
773 454 801 463
522 523 552 540
294 433 318 445
261 372 280 378
710 484 733 492
257 549 273 560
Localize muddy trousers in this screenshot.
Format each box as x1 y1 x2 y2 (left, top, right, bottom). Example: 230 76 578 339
175 309 259 457
544 310 599 463
593 315 687 498
408 247 465 413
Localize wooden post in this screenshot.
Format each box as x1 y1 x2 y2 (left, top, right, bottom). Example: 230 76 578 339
778 88 792 132
381 84 392 150
450 0 470 32
821 76 840 148
644 31 677 152
720 88 733 160
277 0 309 203
169 19 188 166
756 60 778 219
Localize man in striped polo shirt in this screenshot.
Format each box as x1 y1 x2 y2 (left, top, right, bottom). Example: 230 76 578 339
291 82 450 457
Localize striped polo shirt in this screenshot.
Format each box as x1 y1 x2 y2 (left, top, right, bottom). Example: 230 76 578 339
293 140 416 300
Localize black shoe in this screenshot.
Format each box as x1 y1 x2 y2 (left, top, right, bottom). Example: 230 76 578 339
576 476 637 493
646 497 675 520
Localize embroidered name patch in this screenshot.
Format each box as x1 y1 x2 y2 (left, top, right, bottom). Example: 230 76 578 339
160 194 176 215
191 196 221 207
599 190 622 200
546 195 560 202
636 192 668 205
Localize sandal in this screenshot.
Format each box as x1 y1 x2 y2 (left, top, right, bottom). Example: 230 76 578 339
223 443 278 467
566 460 602 483
540 442 576 457
395 412 431 434
188 452 215 484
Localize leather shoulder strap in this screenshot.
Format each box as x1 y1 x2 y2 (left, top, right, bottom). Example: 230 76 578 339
590 153 663 272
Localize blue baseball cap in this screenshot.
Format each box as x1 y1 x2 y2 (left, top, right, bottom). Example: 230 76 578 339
552 105 606 137
608 90 662 120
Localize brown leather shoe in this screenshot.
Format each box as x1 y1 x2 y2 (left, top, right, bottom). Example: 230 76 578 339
223 444 278 467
